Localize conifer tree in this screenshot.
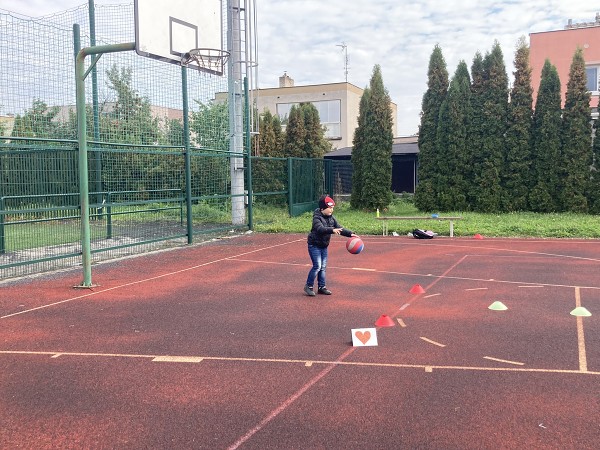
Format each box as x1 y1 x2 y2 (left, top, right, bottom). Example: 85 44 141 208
588 119 600 213
350 88 370 208
355 65 394 210
561 47 592 212
530 60 562 212
253 109 286 204
283 105 306 157
257 109 284 157
357 65 394 210
504 37 533 211
415 45 448 211
466 52 486 209
472 41 509 212
301 103 331 158
435 61 471 211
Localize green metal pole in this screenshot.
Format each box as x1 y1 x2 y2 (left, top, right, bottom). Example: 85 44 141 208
75 40 136 287
287 158 293 216
0 197 5 254
88 0 103 212
182 67 193 244
244 77 253 230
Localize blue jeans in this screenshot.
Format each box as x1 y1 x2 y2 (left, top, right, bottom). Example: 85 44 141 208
306 244 328 289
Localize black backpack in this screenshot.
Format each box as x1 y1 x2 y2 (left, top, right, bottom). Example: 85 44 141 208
412 229 435 239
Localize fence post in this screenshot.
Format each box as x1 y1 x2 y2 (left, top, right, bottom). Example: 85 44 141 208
244 77 253 230
106 191 112 239
0 197 5 254
182 66 193 244
287 158 293 216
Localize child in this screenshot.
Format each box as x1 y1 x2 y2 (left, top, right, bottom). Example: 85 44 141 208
304 195 357 296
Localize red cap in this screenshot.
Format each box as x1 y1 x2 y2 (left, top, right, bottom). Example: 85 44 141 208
319 195 335 209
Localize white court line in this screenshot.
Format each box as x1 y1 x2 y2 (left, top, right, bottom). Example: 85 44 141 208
1 350 597 375
424 293 441 298
574 287 588 372
420 337 446 347
484 356 524 366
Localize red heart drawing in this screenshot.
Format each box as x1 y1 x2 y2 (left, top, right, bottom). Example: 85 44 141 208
355 330 371 345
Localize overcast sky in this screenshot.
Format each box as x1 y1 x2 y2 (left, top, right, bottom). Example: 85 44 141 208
2 0 598 135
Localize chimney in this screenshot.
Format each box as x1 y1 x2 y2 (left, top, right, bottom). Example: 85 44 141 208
279 72 294 87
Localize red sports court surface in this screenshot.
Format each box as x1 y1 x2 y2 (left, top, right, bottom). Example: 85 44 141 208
1 233 599 449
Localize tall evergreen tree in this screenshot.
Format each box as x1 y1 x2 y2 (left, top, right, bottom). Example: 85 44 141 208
415 45 448 211
473 41 509 212
283 104 306 157
504 37 534 211
257 109 284 157
466 52 486 209
530 60 562 212
350 88 370 208
588 119 600 213
301 102 331 158
561 47 592 212
435 60 471 211
352 65 394 210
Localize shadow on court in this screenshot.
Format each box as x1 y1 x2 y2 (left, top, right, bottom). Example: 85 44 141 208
1 232 599 449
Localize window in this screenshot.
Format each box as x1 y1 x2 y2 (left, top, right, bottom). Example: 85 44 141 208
276 100 342 139
586 66 599 93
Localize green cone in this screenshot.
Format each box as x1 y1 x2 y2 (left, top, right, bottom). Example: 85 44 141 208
570 307 591 317
488 301 508 311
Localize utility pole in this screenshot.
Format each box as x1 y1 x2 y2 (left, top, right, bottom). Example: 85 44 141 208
336 42 348 82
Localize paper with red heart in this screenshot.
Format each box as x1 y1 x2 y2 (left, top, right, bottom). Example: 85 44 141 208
351 327 378 346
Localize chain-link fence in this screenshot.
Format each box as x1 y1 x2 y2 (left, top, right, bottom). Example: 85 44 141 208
0 3 240 280
0 2 342 282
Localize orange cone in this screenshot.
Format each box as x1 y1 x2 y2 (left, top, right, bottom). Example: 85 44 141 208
409 284 425 294
474 234 483 240
375 314 395 327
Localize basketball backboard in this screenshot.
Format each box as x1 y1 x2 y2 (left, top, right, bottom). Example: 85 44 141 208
134 0 224 75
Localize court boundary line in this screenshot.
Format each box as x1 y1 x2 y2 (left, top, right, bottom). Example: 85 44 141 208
1 350 597 376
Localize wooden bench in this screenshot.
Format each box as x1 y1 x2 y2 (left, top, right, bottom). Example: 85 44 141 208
376 216 463 237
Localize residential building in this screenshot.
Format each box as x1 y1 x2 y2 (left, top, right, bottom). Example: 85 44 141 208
254 73 398 150
530 13 600 117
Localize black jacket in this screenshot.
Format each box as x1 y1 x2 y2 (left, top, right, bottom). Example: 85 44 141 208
307 208 353 248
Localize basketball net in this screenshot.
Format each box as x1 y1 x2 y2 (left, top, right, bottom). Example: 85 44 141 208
181 48 230 75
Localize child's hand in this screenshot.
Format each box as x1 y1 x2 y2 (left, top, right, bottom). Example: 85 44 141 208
333 228 343 235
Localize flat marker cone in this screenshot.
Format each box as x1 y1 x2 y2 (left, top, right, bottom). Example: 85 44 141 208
375 314 395 327
570 307 591 317
409 284 426 294
488 301 508 311
474 234 483 240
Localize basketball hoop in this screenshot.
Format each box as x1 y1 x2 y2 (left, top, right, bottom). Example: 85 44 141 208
181 48 230 75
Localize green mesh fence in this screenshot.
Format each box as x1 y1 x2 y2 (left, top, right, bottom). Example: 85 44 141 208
0 2 333 281
0 2 240 280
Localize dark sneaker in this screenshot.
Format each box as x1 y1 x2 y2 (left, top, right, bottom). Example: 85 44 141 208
318 287 332 295
304 285 316 297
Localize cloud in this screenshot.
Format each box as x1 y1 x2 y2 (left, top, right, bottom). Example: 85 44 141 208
3 0 598 135
256 0 598 135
